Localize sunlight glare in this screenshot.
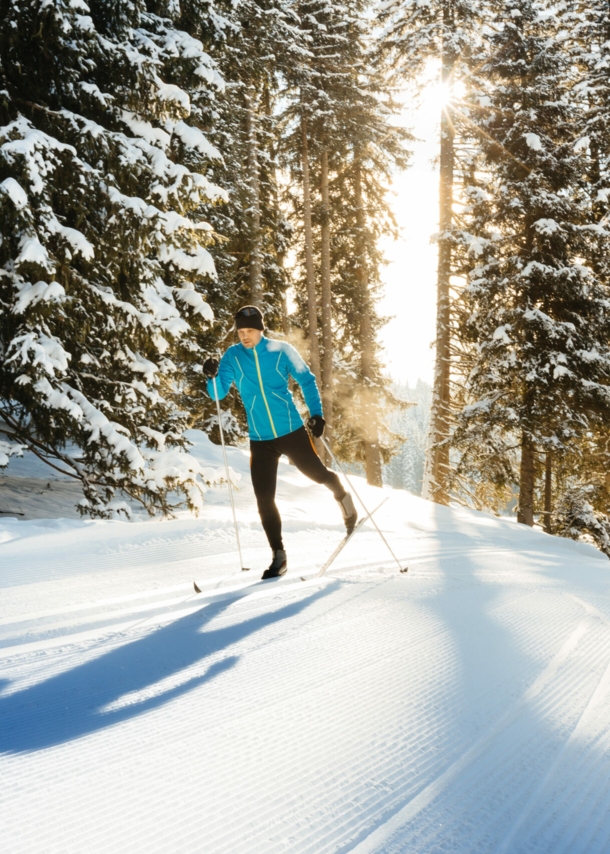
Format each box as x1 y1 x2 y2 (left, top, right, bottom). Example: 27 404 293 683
428 78 467 112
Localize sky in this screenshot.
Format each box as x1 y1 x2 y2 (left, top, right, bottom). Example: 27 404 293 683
378 87 442 388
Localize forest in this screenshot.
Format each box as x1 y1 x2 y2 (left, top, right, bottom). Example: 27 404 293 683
1 0 610 555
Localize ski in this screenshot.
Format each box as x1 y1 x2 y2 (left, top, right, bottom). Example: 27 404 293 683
193 574 305 600
194 495 402 596
303 496 391 581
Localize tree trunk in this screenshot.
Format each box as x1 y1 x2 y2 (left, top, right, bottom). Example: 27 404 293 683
422 7 455 505
301 117 322 385
518 433 535 526
543 451 552 533
280 278 289 337
319 148 333 455
354 157 382 486
245 87 262 306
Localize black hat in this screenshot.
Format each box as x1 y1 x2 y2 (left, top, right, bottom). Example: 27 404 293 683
235 305 264 331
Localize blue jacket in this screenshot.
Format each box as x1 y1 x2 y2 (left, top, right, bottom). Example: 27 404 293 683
207 336 323 441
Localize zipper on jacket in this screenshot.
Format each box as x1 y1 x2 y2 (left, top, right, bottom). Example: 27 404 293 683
253 345 277 438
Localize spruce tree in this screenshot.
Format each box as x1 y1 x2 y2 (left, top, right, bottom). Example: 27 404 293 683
532 0 610 546
378 0 485 503
282 0 409 478
0 0 228 516
453 0 610 526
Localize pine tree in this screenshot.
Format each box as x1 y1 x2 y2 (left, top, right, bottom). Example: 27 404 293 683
383 380 431 494
328 62 410 483
378 0 485 503
0 0 228 516
532 0 610 546
180 0 305 443
453 0 610 527
283 0 409 478
206 0 300 313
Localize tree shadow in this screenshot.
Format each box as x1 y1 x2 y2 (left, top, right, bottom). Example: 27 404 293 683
344 503 590 853
1 583 337 754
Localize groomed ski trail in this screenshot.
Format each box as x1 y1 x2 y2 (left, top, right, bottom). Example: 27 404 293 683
2 453 610 853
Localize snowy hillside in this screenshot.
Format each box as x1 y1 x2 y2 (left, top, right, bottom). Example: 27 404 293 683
2 434 610 853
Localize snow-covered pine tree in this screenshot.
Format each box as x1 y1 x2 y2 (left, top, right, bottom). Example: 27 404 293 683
205 0 299 316
528 0 610 545
0 0 228 517
289 0 363 456
282 0 409 478
453 0 610 527
328 54 410 485
383 380 431 495
377 0 485 503
280 0 339 395
181 0 303 443
571 0 610 226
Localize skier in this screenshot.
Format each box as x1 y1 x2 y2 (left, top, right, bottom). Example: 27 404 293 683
203 305 357 579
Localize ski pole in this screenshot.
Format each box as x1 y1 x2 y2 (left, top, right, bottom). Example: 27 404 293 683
213 375 249 572
320 436 407 574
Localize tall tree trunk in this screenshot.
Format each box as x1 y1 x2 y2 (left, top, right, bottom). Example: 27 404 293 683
319 148 333 455
354 157 382 486
301 116 322 385
245 87 262 306
518 433 535 526
422 7 455 505
543 451 552 533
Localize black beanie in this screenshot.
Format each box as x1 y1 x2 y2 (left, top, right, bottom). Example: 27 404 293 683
235 305 264 331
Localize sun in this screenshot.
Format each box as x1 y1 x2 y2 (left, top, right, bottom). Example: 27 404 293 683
427 79 467 112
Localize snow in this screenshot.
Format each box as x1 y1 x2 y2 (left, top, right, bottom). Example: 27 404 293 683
158 243 216 278
16 236 51 269
8 331 71 375
122 111 171 149
173 285 215 320
574 136 590 153
1 117 77 195
493 324 512 344
524 133 543 151
172 120 221 160
534 218 561 235
13 280 65 314
2 436 610 852
154 77 191 113
0 439 24 469
46 216 95 260
0 176 28 209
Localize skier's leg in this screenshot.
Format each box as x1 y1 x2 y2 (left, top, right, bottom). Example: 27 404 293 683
279 427 344 495
278 427 358 532
250 439 284 551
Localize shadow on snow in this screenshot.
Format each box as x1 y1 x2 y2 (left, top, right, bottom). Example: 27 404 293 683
1 583 337 754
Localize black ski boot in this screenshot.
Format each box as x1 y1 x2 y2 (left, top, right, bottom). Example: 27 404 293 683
262 549 287 579
337 492 358 535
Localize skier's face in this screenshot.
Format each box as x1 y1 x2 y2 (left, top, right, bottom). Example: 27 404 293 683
238 328 263 348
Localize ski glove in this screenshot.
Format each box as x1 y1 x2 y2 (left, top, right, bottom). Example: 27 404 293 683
203 357 219 378
307 415 325 438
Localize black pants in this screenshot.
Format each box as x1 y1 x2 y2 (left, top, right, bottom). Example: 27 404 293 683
250 426 345 551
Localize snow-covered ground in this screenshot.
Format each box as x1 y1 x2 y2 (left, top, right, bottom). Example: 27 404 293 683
2 434 610 853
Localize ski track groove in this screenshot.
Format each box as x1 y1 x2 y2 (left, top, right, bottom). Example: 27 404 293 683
2 596 464 848
348 610 604 854
512 640 610 854
1 604 576 852
420 631 610 854
389 632 607 852
3 523 610 852
546 730 610 854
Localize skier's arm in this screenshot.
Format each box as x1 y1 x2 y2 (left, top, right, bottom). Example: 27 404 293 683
206 351 235 401
284 344 323 417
